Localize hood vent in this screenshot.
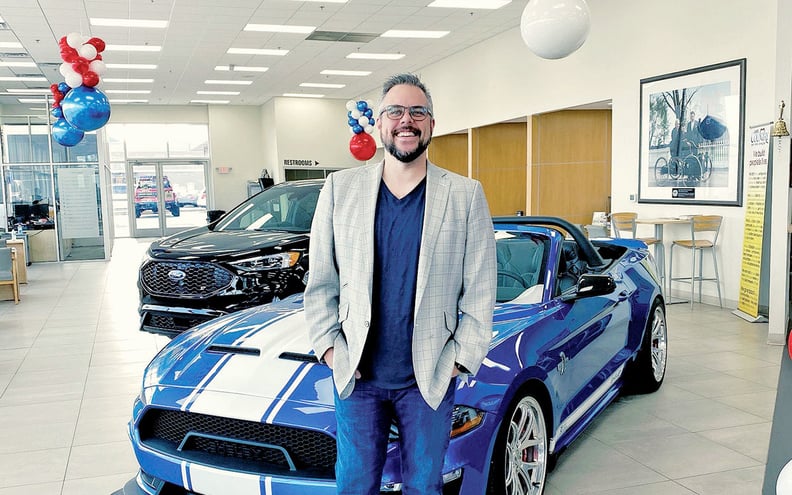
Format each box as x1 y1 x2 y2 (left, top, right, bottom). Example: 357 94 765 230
279 351 319 363
207 344 260 356
306 31 378 43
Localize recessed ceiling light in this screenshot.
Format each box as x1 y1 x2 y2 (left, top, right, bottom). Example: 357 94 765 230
0 76 47 82
204 80 253 85
227 48 289 56
191 100 230 104
104 44 162 52
17 98 46 103
380 30 450 38
428 0 511 8
0 42 23 49
6 88 50 94
90 18 168 28
197 90 241 95
300 82 345 89
103 78 154 83
244 24 316 34
347 53 405 60
0 61 37 68
283 93 324 98
105 63 158 70
104 89 152 94
215 65 269 73
109 99 149 104
290 0 347 2
320 69 372 77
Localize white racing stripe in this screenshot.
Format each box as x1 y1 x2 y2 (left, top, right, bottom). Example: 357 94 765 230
186 310 317 422
265 362 313 424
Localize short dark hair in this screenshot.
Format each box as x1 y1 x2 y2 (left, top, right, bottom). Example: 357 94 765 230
379 73 434 115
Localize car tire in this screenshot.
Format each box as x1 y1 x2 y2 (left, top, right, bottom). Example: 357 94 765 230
170 205 180 217
134 208 141 218
628 300 667 393
487 393 549 495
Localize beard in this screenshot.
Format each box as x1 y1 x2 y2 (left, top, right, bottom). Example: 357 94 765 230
382 127 432 163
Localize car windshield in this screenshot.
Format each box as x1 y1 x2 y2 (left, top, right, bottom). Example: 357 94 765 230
495 231 550 304
214 180 322 233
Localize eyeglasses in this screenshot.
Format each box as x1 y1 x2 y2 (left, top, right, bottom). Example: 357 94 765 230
379 105 432 121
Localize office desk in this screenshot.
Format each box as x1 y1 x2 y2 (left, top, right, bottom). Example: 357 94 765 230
26 229 57 262
635 217 692 302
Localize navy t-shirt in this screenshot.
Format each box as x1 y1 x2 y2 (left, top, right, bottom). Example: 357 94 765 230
358 178 426 388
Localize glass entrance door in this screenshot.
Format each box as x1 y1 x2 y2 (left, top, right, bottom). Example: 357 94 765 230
128 160 208 238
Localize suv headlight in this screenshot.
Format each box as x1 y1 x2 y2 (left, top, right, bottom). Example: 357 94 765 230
230 252 300 272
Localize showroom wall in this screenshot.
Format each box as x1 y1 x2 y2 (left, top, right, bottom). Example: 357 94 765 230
401 0 782 317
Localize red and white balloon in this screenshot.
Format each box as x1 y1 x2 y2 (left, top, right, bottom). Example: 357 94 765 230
50 32 111 146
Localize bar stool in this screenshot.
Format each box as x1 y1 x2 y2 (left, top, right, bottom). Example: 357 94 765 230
611 212 665 282
668 215 723 308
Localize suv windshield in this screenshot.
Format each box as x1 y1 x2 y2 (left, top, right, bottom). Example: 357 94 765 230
214 180 322 233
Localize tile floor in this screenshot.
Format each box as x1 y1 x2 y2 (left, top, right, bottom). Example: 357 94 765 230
0 238 783 495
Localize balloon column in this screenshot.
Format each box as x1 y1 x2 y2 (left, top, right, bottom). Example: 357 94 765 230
49 32 112 147
346 100 376 161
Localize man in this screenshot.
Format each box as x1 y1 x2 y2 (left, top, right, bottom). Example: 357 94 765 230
305 73 497 495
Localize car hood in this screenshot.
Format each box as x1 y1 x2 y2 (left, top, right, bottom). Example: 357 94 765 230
142 296 545 424
142 296 336 426
150 227 309 260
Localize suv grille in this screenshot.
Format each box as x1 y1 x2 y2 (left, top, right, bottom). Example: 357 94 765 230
138 409 336 479
141 261 234 298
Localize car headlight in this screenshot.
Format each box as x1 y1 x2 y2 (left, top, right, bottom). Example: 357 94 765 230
451 405 485 438
230 252 300 272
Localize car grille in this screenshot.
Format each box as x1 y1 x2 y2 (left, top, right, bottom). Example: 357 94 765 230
144 313 211 334
141 261 234 298
138 409 336 479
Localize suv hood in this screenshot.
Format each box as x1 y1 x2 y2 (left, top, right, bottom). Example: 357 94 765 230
150 227 309 260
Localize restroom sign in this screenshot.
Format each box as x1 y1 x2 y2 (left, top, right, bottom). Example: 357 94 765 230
283 159 319 167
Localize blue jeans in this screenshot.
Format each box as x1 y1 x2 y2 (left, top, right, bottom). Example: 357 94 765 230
333 380 455 495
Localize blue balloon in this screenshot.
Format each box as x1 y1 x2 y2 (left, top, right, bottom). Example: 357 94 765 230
364 108 373 118
52 118 84 147
698 115 727 141
51 106 63 119
61 86 111 132
352 124 364 134
368 118 375 126
348 117 358 127
57 82 70 94
356 101 368 111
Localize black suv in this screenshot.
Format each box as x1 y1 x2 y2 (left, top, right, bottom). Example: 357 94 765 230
137 179 323 337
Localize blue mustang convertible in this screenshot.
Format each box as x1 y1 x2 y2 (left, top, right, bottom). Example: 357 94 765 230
119 217 667 495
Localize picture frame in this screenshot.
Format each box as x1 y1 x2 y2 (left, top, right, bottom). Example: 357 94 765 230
638 59 746 205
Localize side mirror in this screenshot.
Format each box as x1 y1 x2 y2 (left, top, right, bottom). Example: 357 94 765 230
206 209 226 224
575 274 616 298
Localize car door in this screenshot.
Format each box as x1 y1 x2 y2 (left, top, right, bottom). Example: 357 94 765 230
544 252 634 426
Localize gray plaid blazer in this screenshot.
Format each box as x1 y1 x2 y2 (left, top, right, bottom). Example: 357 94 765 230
305 160 497 409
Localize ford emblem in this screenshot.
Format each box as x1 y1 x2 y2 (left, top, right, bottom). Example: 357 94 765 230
168 269 186 282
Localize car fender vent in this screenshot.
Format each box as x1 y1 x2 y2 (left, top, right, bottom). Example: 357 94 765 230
208 345 260 356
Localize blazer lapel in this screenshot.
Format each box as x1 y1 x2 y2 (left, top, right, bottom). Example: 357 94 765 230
359 162 383 301
415 162 449 311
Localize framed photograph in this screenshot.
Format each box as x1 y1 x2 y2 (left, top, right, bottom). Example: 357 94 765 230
638 59 746 205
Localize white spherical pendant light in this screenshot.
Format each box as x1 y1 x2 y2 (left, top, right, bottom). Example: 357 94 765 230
520 0 591 59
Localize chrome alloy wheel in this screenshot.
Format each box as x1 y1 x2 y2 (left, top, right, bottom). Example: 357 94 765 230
650 305 668 382
504 395 547 495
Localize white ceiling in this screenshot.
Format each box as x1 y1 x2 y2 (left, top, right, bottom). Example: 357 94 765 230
0 0 530 108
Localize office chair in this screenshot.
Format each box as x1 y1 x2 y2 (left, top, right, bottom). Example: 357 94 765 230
668 215 723 308
0 246 20 304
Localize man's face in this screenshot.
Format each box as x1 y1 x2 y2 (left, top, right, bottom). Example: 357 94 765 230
377 84 435 164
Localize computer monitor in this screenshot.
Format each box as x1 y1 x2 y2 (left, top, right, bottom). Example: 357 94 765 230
31 203 49 219
13 204 31 222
